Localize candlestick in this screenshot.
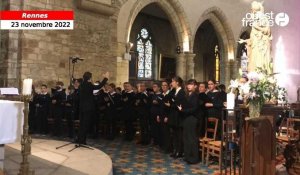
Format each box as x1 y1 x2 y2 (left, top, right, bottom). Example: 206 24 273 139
19 95 34 175
227 92 235 110
22 79 32 95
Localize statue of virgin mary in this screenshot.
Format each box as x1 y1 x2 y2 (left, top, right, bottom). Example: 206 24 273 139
239 1 273 73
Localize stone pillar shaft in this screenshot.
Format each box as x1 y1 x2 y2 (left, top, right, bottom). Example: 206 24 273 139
185 53 196 80
176 53 186 80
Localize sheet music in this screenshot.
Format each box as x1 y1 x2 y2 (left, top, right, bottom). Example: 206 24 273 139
0 88 19 95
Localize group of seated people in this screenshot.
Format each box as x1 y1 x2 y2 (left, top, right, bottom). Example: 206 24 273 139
29 76 232 164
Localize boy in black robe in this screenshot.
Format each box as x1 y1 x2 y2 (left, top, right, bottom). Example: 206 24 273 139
35 84 51 134
135 83 151 145
150 82 163 146
121 82 136 141
51 81 66 136
104 83 121 140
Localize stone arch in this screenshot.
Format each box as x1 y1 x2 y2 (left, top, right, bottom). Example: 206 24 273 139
236 27 251 59
192 7 235 61
118 0 192 52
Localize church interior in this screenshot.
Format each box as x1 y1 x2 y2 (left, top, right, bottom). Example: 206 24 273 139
0 0 300 175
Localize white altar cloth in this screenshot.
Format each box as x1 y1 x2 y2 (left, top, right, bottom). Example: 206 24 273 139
0 100 24 170
0 100 24 144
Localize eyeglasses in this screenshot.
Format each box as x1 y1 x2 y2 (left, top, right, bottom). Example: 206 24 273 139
208 83 214 85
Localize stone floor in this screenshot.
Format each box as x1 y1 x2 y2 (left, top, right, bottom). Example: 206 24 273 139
3 138 112 175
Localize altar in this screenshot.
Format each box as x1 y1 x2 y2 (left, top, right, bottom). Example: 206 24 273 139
0 100 24 170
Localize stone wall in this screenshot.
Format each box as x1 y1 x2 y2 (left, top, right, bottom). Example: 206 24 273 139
1 0 118 89
0 0 21 87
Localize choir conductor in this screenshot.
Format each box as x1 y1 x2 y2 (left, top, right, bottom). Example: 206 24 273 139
78 71 109 144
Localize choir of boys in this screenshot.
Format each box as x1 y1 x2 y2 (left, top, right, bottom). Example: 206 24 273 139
28 75 227 164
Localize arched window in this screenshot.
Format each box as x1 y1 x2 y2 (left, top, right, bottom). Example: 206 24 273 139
239 31 250 76
136 28 153 79
240 46 248 76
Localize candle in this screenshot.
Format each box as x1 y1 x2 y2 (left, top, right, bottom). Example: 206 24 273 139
227 92 235 110
22 79 32 95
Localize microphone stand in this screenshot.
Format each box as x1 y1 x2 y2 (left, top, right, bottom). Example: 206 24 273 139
69 57 78 87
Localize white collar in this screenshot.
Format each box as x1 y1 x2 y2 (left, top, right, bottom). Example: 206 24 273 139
126 90 133 93
163 90 169 96
110 91 116 95
143 91 148 96
175 87 182 96
41 92 48 95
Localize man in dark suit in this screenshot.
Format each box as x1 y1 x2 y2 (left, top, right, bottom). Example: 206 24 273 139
78 71 109 144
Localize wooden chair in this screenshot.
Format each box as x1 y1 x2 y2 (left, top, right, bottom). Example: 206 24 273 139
277 118 300 143
287 118 300 139
206 120 235 171
199 118 219 164
278 118 288 137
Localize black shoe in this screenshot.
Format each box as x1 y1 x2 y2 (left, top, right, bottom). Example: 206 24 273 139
175 152 183 158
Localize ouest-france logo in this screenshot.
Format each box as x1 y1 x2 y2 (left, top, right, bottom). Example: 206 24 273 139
242 11 289 27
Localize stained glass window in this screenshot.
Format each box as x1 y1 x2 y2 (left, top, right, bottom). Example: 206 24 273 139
215 45 220 83
136 28 152 79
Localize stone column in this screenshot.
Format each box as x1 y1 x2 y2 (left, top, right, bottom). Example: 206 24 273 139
224 60 231 87
231 60 240 79
116 42 129 87
223 60 239 87
176 53 186 80
185 52 196 80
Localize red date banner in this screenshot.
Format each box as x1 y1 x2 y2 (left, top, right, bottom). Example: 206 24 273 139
0 11 74 30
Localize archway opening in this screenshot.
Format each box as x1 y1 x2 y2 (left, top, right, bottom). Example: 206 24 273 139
237 31 250 76
128 3 178 85
193 20 222 82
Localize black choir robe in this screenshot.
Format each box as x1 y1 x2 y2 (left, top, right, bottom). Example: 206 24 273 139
182 92 200 164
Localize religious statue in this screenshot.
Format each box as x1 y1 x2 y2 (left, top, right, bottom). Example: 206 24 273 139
238 1 273 73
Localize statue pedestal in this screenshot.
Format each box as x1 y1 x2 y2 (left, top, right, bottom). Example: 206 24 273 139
240 105 282 175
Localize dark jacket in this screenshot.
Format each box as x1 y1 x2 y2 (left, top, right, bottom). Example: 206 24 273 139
199 92 210 118
169 88 187 127
36 93 51 116
134 91 151 116
150 92 163 118
182 92 200 119
206 91 224 118
160 90 172 120
79 78 108 112
105 92 122 120
51 89 66 117
121 90 136 120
